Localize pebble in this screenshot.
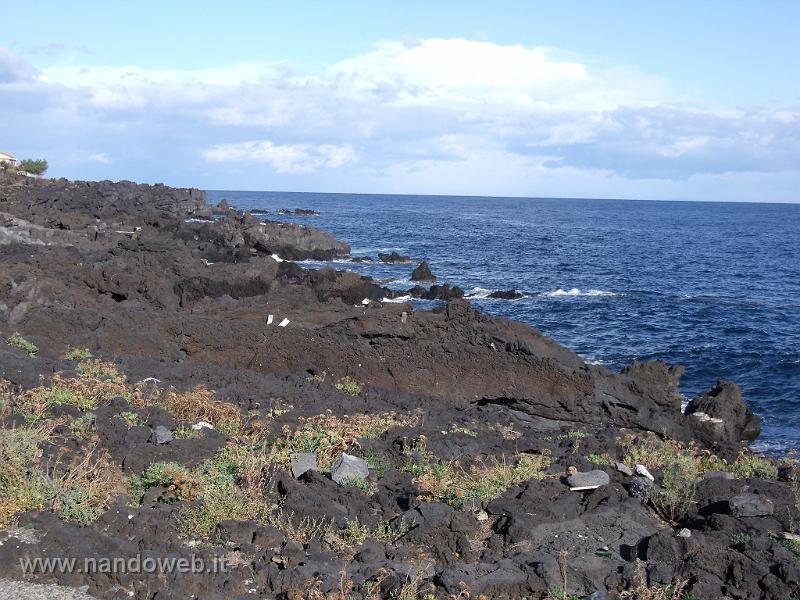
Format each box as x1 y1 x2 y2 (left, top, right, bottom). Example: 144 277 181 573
676 528 692 538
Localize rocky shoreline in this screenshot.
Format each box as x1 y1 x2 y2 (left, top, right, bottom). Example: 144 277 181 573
0 174 798 599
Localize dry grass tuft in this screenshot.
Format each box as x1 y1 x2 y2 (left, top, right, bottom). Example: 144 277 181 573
0 423 53 527
12 362 129 418
133 385 241 432
48 445 126 525
620 559 691 600
271 410 419 470
407 451 551 508
619 433 778 480
0 424 124 527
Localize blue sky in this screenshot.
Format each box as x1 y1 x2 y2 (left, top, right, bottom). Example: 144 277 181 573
2 1 799 201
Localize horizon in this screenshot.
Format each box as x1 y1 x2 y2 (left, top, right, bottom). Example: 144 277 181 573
206 187 800 207
2 1 799 203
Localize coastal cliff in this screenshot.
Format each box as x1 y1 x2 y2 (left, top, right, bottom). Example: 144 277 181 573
0 175 797 599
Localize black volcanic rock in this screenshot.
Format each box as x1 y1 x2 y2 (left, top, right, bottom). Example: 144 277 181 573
686 380 761 444
277 207 320 216
378 251 412 263
488 289 523 299
410 260 436 282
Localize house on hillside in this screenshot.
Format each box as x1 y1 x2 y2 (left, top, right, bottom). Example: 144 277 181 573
0 151 17 167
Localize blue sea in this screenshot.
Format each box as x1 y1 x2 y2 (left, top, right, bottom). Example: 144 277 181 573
208 190 800 453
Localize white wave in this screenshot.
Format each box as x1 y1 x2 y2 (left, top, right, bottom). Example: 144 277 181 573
382 295 412 303
382 277 412 286
582 356 613 366
465 287 530 301
539 288 617 298
465 287 492 299
271 253 284 262
184 217 213 224
296 258 356 265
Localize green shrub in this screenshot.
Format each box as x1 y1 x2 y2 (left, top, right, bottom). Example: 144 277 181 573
334 376 362 396
128 462 200 505
69 412 97 439
587 453 614 465
358 449 393 477
118 411 142 428
0 425 53 526
64 348 94 361
407 452 551 508
342 478 377 495
730 453 778 479
651 456 699 525
7 334 38 357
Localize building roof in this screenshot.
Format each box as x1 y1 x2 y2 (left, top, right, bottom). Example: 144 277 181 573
0 151 17 160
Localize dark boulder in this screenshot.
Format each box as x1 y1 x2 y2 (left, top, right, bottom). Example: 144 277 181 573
686 381 761 444
407 284 465 301
378 251 412 263
410 260 436 282
488 289 523 299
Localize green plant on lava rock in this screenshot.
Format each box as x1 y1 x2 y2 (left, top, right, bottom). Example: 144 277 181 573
270 410 417 470
651 455 699 525
406 451 551 509
64 347 94 361
6 333 39 357
335 376 362 396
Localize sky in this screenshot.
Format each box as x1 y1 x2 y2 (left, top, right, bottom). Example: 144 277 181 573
1 1 799 202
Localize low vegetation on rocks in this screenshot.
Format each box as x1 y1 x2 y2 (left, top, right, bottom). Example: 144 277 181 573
6 333 38 357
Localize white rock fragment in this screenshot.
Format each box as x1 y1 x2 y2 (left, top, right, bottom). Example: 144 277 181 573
192 421 214 431
361 298 370 305
635 464 655 481
267 314 274 325
690 411 724 424
278 318 290 327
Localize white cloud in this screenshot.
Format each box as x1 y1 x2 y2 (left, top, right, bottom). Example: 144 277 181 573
87 152 112 164
202 141 356 173
1 39 799 200
327 38 667 111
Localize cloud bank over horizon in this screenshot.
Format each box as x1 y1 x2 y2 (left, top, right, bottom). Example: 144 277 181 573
1 38 799 202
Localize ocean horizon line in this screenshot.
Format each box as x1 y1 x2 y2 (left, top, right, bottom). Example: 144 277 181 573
206 188 800 207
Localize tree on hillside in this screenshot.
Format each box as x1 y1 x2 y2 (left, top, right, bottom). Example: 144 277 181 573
19 158 48 175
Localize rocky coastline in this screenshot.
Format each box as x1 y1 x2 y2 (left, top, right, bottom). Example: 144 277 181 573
0 174 798 599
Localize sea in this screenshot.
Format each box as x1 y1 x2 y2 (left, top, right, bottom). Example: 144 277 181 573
207 190 800 454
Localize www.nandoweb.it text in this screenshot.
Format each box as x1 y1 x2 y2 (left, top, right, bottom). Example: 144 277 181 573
19 554 229 575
